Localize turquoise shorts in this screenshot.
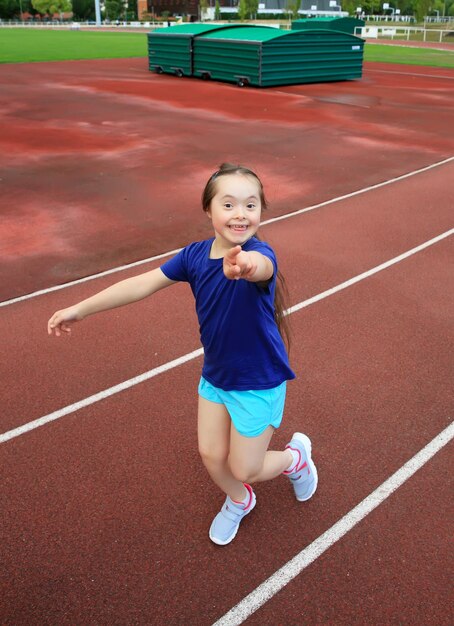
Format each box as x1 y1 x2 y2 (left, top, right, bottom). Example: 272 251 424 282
198 377 287 438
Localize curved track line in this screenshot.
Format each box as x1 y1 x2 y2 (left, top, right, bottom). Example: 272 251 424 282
0 348 203 443
286 229 453 315
1 228 452 444
262 156 454 228
1 156 452 309
367 69 454 80
212 420 454 626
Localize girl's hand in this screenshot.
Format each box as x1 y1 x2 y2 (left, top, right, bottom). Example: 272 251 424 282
47 306 83 337
223 246 257 281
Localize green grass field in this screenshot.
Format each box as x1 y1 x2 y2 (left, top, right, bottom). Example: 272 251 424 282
0 30 147 63
364 42 454 68
0 28 453 68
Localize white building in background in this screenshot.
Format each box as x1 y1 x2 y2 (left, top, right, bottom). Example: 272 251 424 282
215 0 347 17
140 0 348 20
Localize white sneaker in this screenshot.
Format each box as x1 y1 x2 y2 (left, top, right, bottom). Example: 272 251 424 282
209 484 256 545
284 433 318 502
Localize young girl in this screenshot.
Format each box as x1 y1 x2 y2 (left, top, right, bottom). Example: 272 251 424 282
48 163 318 546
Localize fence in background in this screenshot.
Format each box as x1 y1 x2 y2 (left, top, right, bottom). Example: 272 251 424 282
356 25 454 43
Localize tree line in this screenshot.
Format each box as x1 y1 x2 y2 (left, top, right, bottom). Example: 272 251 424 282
0 0 137 20
1 0 453 21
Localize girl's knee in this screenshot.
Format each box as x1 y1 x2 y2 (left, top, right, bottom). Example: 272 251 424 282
198 443 228 468
229 458 262 483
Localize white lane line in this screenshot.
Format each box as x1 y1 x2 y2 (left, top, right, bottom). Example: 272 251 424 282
0 349 203 444
1 156 453 309
286 229 453 315
212 420 454 626
1 228 452 444
0 247 182 309
367 69 454 80
262 156 453 228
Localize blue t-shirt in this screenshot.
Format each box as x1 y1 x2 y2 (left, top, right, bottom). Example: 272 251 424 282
160 237 295 391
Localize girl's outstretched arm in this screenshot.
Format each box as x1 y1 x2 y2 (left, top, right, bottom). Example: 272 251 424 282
223 245 273 283
47 268 175 337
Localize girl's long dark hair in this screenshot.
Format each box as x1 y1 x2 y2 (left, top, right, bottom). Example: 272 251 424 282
202 163 292 352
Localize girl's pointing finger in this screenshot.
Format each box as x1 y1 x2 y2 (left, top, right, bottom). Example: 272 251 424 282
225 245 242 261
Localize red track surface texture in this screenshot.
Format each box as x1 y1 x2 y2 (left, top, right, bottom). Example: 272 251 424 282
1 59 453 301
0 57 453 625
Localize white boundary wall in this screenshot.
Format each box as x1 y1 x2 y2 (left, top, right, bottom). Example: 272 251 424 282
357 25 454 42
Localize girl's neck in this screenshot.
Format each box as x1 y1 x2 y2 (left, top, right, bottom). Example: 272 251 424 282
209 238 233 259
209 234 255 259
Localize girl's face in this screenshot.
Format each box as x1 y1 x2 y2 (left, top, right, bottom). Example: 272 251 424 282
207 173 262 252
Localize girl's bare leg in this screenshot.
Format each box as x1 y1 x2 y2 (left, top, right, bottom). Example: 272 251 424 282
197 396 247 502
229 425 293 484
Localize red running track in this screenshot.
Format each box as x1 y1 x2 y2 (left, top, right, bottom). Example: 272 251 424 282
1 58 453 301
1 158 452 624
